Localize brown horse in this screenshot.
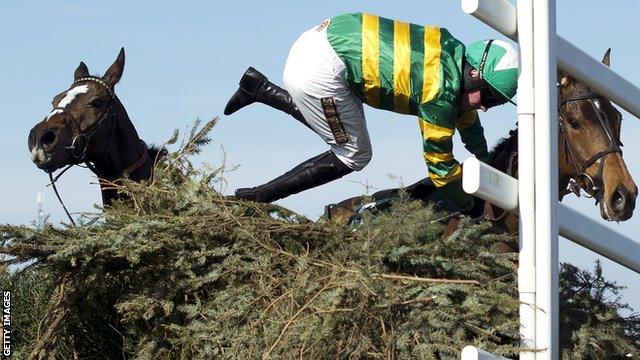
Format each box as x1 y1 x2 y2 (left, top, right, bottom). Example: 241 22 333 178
326 49 637 227
556 50 636 221
28 48 164 206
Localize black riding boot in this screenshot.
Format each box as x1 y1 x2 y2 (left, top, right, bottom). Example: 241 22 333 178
236 151 353 203
224 67 311 129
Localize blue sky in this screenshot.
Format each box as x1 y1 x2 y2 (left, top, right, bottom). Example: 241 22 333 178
2 1 639 311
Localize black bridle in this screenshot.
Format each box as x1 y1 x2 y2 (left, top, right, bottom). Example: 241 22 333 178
46 77 117 225
46 77 147 225
45 77 118 171
558 90 622 204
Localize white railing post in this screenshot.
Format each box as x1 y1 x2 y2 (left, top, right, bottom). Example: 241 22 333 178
462 157 519 211
461 1 640 358
463 165 640 275
516 0 537 358
558 205 640 273
461 0 517 40
533 0 559 358
462 0 640 121
461 346 511 360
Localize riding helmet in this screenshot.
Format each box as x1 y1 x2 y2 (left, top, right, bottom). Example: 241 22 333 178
464 39 519 103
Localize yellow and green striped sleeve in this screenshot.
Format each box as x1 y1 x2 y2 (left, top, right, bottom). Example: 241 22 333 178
456 110 489 163
418 117 474 211
419 119 458 187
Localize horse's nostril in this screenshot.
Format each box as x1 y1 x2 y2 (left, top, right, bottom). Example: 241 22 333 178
40 130 57 148
612 188 626 212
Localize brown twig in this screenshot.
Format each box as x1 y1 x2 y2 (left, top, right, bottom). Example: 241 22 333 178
28 277 85 360
247 231 481 287
28 308 67 360
28 279 67 360
376 296 436 309
263 284 337 359
372 273 480 285
310 307 357 316
309 260 480 286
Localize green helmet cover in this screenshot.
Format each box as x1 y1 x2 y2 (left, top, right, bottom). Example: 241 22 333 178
465 39 519 101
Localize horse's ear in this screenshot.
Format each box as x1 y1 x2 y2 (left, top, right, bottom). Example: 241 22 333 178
102 48 125 88
74 61 89 81
602 48 611 67
558 70 571 87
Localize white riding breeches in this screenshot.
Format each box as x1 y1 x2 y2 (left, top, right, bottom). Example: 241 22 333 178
282 22 372 171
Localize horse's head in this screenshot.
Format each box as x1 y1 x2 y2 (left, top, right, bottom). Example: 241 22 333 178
558 49 637 221
28 49 126 173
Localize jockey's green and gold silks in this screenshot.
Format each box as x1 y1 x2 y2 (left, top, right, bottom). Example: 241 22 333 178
326 12 488 210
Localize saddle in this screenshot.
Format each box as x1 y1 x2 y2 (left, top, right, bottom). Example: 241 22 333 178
324 177 456 226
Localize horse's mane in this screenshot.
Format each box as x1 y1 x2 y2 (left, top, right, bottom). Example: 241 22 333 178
146 145 168 163
488 128 518 165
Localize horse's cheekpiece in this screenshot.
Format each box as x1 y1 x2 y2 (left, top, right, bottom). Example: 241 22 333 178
52 77 118 165
68 134 88 159
558 90 622 204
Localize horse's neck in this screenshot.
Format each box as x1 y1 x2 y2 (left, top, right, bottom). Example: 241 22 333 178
493 130 570 197
91 101 150 182
489 133 518 176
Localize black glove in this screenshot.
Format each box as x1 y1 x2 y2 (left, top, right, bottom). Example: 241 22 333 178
462 198 485 219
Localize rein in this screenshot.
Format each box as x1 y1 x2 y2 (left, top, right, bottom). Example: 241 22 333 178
558 90 622 203
47 77 148 225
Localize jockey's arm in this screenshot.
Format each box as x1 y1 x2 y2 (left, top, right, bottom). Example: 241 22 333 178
455 110 490 163
418 117 474 212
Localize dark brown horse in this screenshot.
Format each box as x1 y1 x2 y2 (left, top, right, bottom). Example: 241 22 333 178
28 48 164 206
326 50 637 227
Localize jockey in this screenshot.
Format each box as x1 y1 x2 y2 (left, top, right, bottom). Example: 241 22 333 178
224 12 518 216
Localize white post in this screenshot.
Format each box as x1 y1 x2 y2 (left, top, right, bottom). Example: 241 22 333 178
462 157 518 211
461 346 511 360
462 167 640 275
461 0 517 40
558 204 640 273
556 37 640 118
462 1 640 358
533 0 559 358
462 0 640 122
516 0 536 358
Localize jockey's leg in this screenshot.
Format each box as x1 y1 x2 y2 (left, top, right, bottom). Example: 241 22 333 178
234 89 372 203
234 21 372 203
223 67 311 130
235 150 352 202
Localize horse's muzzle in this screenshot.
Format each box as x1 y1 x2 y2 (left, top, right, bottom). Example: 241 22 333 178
30 148 57 172
603 186 637 221
28 122 73 173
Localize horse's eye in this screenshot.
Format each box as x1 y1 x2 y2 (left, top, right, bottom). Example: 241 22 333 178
90 99 104 108
567 117 581 129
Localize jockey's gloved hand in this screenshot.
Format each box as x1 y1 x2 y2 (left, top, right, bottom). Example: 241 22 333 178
462 197 485 220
